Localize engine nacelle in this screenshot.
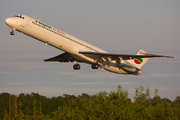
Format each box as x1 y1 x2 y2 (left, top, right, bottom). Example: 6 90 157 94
121 66 139 72
117 60 141 75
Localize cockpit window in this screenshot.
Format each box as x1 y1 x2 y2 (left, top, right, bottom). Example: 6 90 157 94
14 15 20 17
14 15 24 19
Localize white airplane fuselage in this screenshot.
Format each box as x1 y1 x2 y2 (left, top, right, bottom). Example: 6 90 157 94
6 15 173 76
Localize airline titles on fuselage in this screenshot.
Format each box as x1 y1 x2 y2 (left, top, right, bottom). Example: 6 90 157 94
32 20 99 52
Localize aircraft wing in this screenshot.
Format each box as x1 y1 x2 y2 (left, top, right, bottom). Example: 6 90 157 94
44 52 82 62
79 51 174 61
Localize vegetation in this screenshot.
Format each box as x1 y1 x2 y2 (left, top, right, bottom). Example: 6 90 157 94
0 85 180 119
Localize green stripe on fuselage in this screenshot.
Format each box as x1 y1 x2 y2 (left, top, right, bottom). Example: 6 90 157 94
38 21 51 29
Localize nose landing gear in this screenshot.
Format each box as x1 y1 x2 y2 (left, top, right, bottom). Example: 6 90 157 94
10 28 15 35
10 30 14 35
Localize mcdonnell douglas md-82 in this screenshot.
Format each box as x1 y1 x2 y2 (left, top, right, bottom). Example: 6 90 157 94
5 15 174 76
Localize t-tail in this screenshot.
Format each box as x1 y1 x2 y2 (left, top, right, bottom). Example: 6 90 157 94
128 49 174 70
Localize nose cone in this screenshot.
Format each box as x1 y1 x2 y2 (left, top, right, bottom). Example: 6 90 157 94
5 18 13 27
5 18 10 25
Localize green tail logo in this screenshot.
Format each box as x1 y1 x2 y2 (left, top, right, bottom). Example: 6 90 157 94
134 58 143 64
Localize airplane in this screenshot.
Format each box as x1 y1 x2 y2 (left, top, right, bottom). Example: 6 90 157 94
5 15 174 76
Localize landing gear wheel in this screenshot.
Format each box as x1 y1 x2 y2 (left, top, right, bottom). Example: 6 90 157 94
73 64 80 70
10 31 14 35
91 63 98 69
76 64 80 69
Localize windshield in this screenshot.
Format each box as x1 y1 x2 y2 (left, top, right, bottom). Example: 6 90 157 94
14 15 24 19
14 15 20 17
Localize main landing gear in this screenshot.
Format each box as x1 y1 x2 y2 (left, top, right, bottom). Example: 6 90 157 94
73 64 80 70
91 63 98 69
73 63 99 70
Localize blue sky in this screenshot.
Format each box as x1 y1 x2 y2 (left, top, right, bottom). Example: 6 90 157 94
0 0 180 101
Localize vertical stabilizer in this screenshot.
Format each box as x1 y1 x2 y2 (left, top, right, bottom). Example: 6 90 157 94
128 49 149 69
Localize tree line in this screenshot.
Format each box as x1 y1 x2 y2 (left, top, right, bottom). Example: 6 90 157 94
0 85 180 119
